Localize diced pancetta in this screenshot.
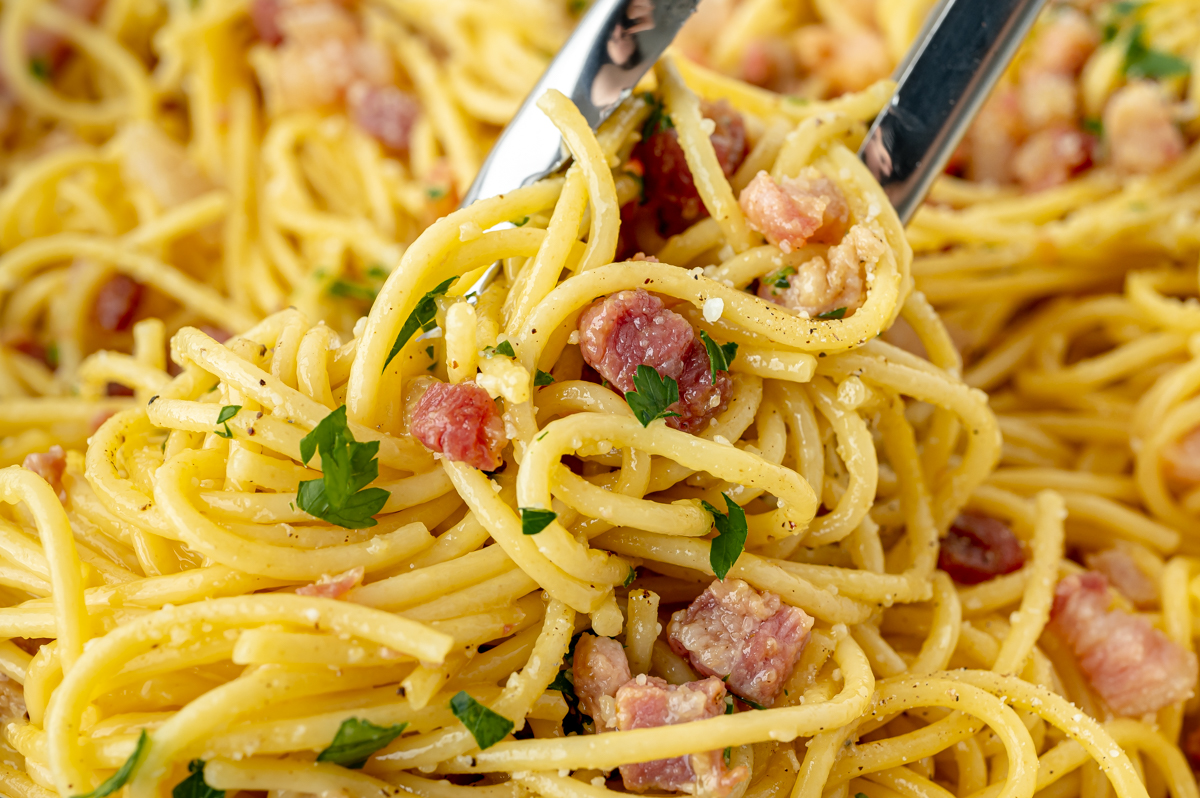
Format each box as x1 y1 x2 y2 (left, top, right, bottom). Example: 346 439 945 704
296 566 365 599
1011 125 1094 192
1104 82 1186 176
758 224 883 320
1025 9 1099 75
348 84 420 153
1050 572 1197 716
739 169 848 253
1161 425 1200 483
577 290 731 432
964 86 1025 185
616 675 749 796
23 445 67 502
938 512 1026 585
737 37 794 90
668 579 814 707
93 274 144 333
410 381 508 471
1084 547 1158 608
793 25 890 97
572 633 631 731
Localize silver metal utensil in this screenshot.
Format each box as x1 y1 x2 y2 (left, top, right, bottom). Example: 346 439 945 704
859 0 1049 224
460 0 700 208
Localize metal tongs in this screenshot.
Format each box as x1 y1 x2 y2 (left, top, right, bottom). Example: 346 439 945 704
461 0 1049 277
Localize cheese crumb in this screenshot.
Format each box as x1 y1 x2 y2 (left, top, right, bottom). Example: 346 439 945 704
702 297 724 323
699 118 716 135
568 331 580 345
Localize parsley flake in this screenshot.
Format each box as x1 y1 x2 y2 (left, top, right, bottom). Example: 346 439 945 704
74 729 148 798
367 265 390 280
172 760 223 798
426 186 447 200
699 331 738 385
213 405 241 439
817 307 847 320
512 216 531 227
623 567 637 587
297 405 390 529
328 279 378 303
450 691 514 750
29 58 51 82
485 340 516 358
641 93 674 138
765 265 796 289
316 718 407 769
625 365 680 427
548 669 587 735
1082 118 1103 137
520 507 557 535
384 276 455 370
701 493 748 580
1124 24 1190 79
535 370 555 386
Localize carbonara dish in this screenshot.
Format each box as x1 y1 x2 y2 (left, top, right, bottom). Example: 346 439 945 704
1 2 1200 798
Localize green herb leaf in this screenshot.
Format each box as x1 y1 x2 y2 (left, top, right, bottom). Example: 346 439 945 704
701 494 748 580
535 370 555 387
172 760 223 798
45 342 59 369
450 691 514 750
29 58 51 82
549 668 587 735
699 331 738 385
1124 23 1191 79
426 186 447 200
641 93 674 138
521 507 557 536
785 96 811 105
297 406 390 529
1082 117 1103 137
328 279 378 303
316 718 408 769
623 567 637 587
724 747 732 765
512 216 531 227
548 670 576 701
214 405 241 439
74 729 148 798
425 345 436 360
367 265 390 280
625 365 681 427
856 793 871 798
485 340 516 358
384 276 456 370
817 307 847 320
765 265 796 289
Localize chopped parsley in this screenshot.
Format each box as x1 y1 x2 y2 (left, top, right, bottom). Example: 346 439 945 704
817 307 847 320
534 370 555 386
624 567 637 587
766 265 796 290
520 507 557 535
367 265 390 280
213 405 241 439
297 405 390 529
625 365 680 427
512 216 531 227
548 669 587 735
1123 24 1190 79
699 331 738 385
450 692 514 750
1082 118 1103 137
74 730 148 798
172 760 223 798
701 493 748 580
316 718 408 769
426 186 447 200
485 340 516 358
29 58 51 82
641 93 674 138
384 276 455 370
328 279 378 303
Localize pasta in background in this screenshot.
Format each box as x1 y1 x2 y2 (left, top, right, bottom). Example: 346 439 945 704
0 3 1198 798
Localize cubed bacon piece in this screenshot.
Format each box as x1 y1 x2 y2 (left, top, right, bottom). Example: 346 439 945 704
23 445 67 502
1104 82 1185 176
1026 9 1098 75
738 169 848 254
616 675 749 796
1050 572 1197 716
410 381 508 471
250 0 285 45
296 566 365 599
793 25 890 97
964 86 1025 184
635 99 748 235
668 579 814 707
938 512 1026 585
1185 726 1200 770
1164 425 1200 483
1084 547 1158 608
348 84 420 153
577 290 731 432
572 633 631 731
757 224 883 320
578 289 695 393
738 37 794 90
670 340 732 434
93 274 144 333
1012 125 1094 192
119 122 212 209
1017 71 1077 129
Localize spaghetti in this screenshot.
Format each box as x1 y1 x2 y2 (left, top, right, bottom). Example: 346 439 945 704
0 2 1198 798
